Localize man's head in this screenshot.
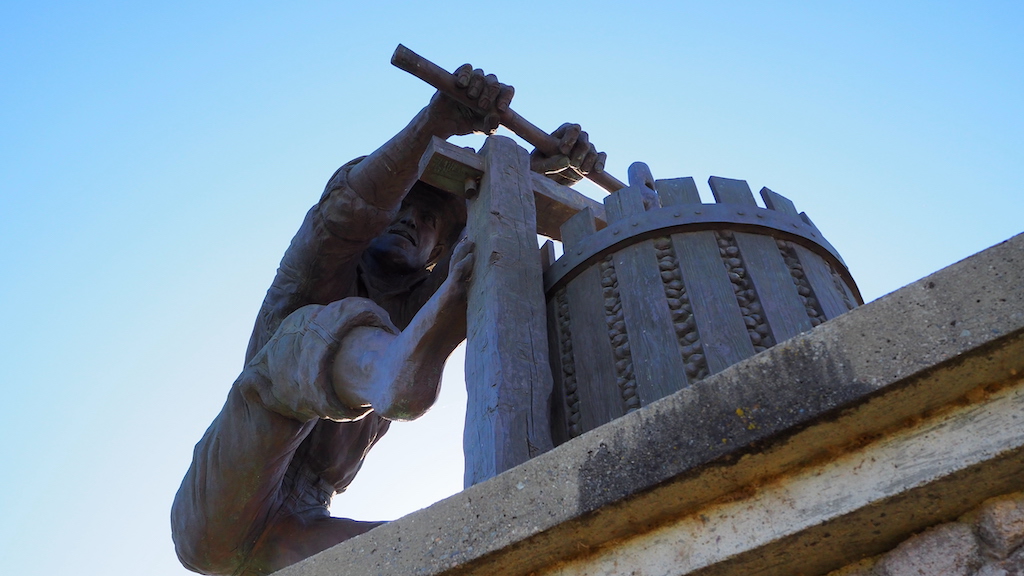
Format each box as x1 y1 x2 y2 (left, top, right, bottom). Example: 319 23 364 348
365 182 467 274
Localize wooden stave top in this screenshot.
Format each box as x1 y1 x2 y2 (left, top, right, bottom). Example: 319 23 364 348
543 201 862 304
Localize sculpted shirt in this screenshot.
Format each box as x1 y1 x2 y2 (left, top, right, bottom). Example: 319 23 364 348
172 159 446 575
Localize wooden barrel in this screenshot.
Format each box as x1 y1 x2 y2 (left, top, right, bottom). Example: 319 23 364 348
542 167 862 444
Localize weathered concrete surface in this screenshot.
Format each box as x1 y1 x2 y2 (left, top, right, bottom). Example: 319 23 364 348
539 375 1024 576
280 232 1024 576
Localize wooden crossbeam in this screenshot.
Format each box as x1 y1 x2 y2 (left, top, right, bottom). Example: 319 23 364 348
418 137 606 240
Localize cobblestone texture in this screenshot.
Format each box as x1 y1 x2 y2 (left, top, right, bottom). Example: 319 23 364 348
872 523 982 576
828 493 1024 576
979 493 1024 560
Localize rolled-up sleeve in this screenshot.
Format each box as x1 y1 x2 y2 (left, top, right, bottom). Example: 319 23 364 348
247 298 398 422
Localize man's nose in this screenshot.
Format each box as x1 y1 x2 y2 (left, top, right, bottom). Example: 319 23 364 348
399 210 417 228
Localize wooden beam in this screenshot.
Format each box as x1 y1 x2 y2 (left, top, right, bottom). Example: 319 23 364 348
463 135 554 487
529 173 607 238
418 136 606 240
417 136 484 197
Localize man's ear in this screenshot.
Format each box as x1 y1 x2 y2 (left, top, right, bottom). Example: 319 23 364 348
428 243 445 265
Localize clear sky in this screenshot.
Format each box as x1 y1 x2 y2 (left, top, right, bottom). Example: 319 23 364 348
1 2 1021 575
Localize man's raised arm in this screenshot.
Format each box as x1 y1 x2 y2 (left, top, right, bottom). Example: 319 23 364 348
247 66 514 359
345 65 514 216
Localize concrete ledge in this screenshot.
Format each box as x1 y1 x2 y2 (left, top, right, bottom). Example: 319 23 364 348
281 233 1024 576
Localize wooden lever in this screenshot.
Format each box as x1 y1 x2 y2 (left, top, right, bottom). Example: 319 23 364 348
391 44 626 193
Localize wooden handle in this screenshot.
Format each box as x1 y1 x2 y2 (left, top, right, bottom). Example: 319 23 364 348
391 44 626 193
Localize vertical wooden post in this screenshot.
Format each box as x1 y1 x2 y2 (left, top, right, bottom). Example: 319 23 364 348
463 135 554 488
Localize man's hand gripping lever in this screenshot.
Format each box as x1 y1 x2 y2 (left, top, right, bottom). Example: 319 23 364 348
392 44 625 193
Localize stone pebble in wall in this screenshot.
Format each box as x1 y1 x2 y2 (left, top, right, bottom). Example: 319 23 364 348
873 523 983 576
978 493 1024 561
827 492 1024 576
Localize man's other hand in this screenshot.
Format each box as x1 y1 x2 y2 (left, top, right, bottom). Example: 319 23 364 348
444 230 475 300
530 123 607 186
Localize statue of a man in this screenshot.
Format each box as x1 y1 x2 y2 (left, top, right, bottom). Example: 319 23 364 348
171 64 604 575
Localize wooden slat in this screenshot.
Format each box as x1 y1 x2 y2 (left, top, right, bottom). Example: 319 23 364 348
757 187 848 322
800 211 822 234
540 239 556 271
800 211 859 304
661 177 753 372
794 244 850 321
762 188 860 306
561 209 624 432
541 240 571 444
671 231 755 374
604 186 687 405
837 274 859 308
760 187 798 216
734 231 813 344
464 135 554 488
829 258 860 309
656 177 701 206
709 176 757 206
560 208 597 253
604 183 646 223
546 289 571 446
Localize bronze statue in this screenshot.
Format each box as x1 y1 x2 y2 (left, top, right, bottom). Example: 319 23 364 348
171 64 605 575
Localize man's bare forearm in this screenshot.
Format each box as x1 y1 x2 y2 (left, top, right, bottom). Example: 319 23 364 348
329 287 465 421
330 240 474 421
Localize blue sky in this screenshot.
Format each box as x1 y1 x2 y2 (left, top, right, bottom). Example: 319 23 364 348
1 2 1022 575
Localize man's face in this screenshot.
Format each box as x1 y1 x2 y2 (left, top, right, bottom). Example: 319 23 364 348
366 199 443 274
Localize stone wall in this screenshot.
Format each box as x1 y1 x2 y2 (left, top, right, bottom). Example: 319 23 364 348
830 492 1024 576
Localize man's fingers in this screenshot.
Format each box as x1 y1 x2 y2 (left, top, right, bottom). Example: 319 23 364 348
556 123 581 156
479 74 500 110
496 85 514 112
594 151 607 174
531 153 571 174
579 144 599 174
466 68 485 100
455 64 473 88
456 251 475 281
453 236 474 260
451 240 475 280
569 131 590 166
